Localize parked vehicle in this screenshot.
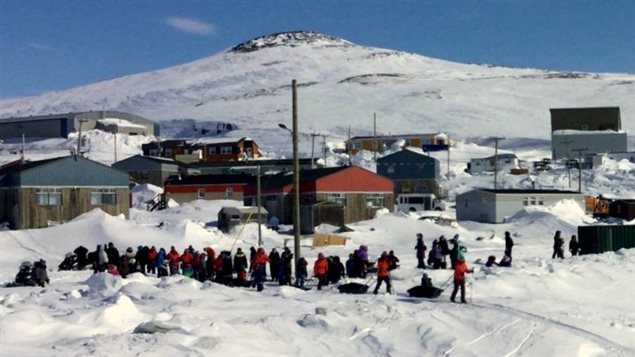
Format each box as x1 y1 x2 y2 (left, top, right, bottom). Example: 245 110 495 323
396 194 445 213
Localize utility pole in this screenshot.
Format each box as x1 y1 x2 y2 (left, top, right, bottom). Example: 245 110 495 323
21 133 25 162
257 165 262 246
491 137 505 190
559 138 574 188
572 148 588 193
373 112 377 162
347 126 352 166
291 79 301 277
310 133 318 169
447 136 451 180
77 119 88 156
322 135 327 166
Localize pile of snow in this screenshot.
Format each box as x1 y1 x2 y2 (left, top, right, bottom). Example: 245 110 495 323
130 183 163 209
84 273 122 297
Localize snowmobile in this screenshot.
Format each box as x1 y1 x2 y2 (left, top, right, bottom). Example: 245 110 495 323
58 253 79 271
6 261 36 287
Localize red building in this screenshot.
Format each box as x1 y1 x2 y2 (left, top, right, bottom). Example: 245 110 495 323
142 137 260 163
164 174 256 204
244 166 394 233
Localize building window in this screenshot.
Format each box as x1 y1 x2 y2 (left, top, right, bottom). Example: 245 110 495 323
225 187 234 198
538 197 544 205
149 149 160 157
325 193 346 206
366 193 385 207
464 199 469 208
301 193 315 204
209 146 217 155
90 188 116 205
523 197 529 206
221 146 233 155
387 165 395 174
197 188 206 198
164 148 172 157
530 197 536 205
35 188 62 206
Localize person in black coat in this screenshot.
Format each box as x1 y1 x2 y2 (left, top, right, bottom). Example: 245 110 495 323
449 236 460 269
328 256 345 284
32 259 49 287
234 248 249 283
552 231 565 259
280 247 293 285
345 254 355 278
504 231 514 260
388 251 400 271
74 245 89 270
415 234 427 269
106 242 119 267
569 235 581 256
438 236 450 269
295 257 308 287
268 248 280 282
249 246 257 272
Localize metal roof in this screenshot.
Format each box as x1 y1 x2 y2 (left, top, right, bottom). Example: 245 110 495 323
165 173 256 186
478 188 581 194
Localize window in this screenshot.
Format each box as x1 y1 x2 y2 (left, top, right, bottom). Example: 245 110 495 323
209 146 217 155
221 146 233 155
523 197 529 206
35 188 62 206
464 199 469 208
301 193 315 204
530 197 536 205
148 149 160 157
197 188 206 198
225 187 234 198
325 193 346 206
366 193 385 207
90 188 116 205
164 148 172 157
538 197 544 205
387 165 395 174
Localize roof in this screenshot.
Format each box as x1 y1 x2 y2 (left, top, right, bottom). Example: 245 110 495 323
192 137 249 145
115 155 180 165
187 158 317 168
165 173 256 186
473 153 518 161
259 166 347 189
0 110 154 125
477 188 582 194
349 133 446 141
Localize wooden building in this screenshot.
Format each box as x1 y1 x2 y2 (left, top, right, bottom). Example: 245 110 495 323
218 206 269 233
0 155 129 229
163 174 256 204
141 137 260 163
243 166 394 233
347 133 449 155
377 148 444 198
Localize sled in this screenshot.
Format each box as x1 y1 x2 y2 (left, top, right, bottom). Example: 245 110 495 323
337 282 370 294
292 278 317 291
406 285 444 299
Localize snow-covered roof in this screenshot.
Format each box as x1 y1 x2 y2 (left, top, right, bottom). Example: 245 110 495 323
191 137 247 145
98 118 147 129
552 129 625 135
472 153 518 161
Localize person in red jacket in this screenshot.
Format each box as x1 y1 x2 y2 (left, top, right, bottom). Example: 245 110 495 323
180 249 194 277
451 257 474 303
147 246 158 275
313 253 329 290
167 246 180 275
252 247 269 291
373 251 392 295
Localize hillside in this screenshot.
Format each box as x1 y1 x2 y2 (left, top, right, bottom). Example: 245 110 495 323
1 31 633 153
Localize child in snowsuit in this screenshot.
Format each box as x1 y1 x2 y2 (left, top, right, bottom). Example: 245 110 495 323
450 258 474 303
373 252 392 295
314 253 329 290
415 233 427 269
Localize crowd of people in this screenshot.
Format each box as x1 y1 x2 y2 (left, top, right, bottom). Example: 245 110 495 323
44 229 585 300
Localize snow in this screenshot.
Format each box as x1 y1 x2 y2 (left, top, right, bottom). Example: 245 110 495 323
97 118 147 129
0 31 634 356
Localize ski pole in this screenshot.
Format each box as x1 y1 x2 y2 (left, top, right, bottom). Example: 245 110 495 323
470 278 473 303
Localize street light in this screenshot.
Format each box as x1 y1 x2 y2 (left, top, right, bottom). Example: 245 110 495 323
278 79 301 279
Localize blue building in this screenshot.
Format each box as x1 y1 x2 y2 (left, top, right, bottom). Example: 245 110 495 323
377 148 444 198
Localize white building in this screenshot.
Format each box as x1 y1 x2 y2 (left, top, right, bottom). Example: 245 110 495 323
467 154 519 174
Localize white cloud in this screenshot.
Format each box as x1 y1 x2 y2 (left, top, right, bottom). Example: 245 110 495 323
26 42 56 51
165 16 216 36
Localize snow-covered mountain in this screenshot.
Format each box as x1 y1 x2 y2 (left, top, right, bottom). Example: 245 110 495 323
1 31 634 150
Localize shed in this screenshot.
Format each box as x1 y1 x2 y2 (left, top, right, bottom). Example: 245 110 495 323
218 206 268 233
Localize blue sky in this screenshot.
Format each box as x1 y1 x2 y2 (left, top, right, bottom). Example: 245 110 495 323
1 0 633 99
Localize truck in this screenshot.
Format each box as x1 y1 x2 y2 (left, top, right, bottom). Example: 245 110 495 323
396 194 445 213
